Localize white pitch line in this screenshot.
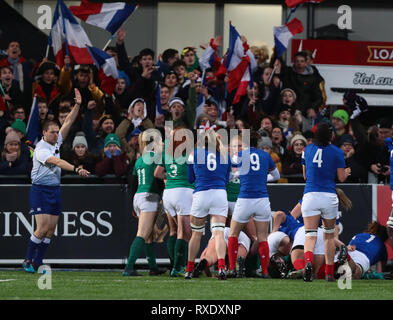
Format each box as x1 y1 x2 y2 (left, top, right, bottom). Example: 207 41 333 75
0 279 16 282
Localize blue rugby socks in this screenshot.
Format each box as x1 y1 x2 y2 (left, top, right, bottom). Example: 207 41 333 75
25 234 42 261
34 238 51 267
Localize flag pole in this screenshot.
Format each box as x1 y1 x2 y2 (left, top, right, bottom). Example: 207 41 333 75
103 35 115 51
102 4 140 51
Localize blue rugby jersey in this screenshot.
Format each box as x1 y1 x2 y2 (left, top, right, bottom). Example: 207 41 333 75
302 143 346 194
187 148 231 192
235 147 276 199
349 233 388 266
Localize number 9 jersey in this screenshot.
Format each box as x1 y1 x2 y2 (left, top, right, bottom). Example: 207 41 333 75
302 143 346 195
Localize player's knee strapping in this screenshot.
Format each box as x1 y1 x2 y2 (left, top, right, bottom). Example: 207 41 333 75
190 223 205 233
305 229 318 237
322 226 335 234
211 222 225 232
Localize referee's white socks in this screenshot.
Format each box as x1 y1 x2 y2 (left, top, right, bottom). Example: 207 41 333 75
30 234 43 244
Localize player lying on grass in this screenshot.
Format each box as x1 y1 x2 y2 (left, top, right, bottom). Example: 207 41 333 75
192 227 251 278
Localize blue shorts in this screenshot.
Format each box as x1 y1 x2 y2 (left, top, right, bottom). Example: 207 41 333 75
30 184 62 215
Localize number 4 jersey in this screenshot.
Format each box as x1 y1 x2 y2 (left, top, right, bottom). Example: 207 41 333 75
302 143 346 194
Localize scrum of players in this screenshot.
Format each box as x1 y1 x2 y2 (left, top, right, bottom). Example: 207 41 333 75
125 122 393 282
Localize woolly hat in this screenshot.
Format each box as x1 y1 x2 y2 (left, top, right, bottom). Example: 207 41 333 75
72 132 88 149
126 128 142 142
98 114 113 128
338 134 355 147
258 136 273 149
11 119 26 135
332 109 349 126
118 70 130 89
280 88 297 101
276 104 293 116
104 133 121 148
128 98 147 118
37 61 58 76
4 130 20 145
290 133 307 147
169 97 185 109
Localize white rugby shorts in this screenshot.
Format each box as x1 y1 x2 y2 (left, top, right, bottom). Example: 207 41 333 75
210 228 251 252
302 192 339 220
232 197 271 224
334 250 370 276
228 201 236 216
292 226 325 255
163 188 193 217
268 231 288 258
133 192 160 216
190 189 228 218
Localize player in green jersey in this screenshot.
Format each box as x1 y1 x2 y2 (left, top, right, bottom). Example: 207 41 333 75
155 127 195 277
123 129 165 276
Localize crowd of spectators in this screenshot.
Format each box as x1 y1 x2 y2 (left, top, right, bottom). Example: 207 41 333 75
0 31 392 185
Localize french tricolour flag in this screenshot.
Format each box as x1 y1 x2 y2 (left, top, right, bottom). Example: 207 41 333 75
70 0 138 35
225 23 256 104
285 0 325 8
48 0 94 68
86 46 118 95
274 18 304 58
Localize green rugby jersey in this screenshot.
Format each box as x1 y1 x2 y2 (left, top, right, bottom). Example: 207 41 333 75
133 152 161 194
226 170 240 202
160 150 194 190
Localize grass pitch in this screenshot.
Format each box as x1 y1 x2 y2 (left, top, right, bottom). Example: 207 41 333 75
1 269 393 300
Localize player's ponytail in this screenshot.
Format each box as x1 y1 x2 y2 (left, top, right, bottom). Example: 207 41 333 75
336 188 352 211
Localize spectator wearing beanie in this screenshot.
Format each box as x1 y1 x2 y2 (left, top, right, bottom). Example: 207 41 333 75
276 103 300 143
338 134 367 183
281 132 307 183
83 113 115 156
331 109 349 146
10 119 34 155
258 136 286 183
63 132 98 174
0 130 31 175
95 133 130 177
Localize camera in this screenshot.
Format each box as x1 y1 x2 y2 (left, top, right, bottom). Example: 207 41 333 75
377 163 388 173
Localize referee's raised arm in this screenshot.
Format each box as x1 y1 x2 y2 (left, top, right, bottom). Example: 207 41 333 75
60 88 82 140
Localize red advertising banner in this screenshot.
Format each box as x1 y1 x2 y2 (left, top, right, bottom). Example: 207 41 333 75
292 39 393 67
377 185 393 260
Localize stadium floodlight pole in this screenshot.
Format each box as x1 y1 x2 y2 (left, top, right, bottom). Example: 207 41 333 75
102 4 140 51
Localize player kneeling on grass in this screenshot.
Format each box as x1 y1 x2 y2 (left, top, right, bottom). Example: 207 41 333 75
227 131 280 278
123 130 166 276
185 129 231 280
23 89 90 273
